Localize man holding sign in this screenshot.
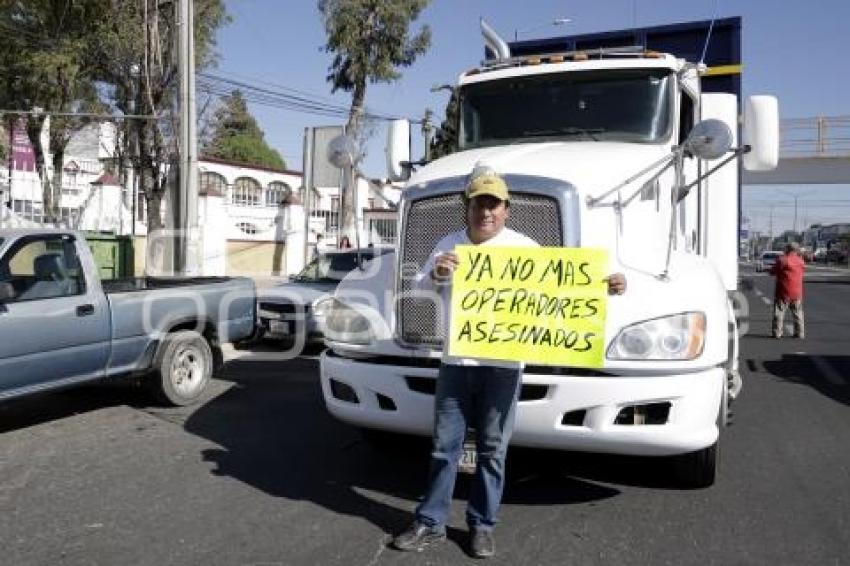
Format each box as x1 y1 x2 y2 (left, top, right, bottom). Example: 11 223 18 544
392 167 626 558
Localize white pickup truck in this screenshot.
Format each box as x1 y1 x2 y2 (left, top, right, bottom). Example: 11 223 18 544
318 21 778 487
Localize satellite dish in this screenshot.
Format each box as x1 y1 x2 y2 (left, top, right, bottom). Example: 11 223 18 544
684 119 733 160
327 134 359 168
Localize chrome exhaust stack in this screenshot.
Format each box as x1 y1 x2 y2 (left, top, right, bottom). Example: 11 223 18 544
481 18 511 62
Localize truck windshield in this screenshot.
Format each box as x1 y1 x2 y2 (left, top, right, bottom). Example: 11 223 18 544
459 68 674 149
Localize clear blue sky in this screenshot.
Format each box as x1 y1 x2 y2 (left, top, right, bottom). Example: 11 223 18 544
213 0 850 234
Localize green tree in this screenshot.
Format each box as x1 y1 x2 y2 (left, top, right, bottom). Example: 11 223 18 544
319 0 431 134
318 0 431 239
202 90 285 169
430 89 459 159
90 0 229 230
0 0 106 221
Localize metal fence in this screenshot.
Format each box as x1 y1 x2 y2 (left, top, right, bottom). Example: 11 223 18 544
366 210 397 245
779 115 850 158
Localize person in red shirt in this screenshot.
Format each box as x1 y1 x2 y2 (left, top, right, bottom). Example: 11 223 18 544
770 242 806 339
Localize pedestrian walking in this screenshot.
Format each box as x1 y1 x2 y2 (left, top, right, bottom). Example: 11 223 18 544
391 166 626 558
770 242 805 338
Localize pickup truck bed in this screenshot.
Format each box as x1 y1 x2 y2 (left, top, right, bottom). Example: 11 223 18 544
102 276 233 293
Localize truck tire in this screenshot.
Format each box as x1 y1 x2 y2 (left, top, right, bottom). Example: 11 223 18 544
150 330 213 406
672 442 718 489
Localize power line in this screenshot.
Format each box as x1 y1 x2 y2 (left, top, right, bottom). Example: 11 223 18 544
198 72 423 124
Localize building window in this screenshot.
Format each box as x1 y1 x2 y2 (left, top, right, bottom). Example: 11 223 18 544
58 207 82 227
236 221 259 235
232 177 262 206
199 171 227 196
136 191 147 222
265 181 290 207
12 200 43 223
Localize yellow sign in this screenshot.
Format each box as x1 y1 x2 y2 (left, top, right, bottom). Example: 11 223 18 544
448 246 609 367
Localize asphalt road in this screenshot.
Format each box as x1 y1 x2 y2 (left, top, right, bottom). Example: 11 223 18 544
1 265 848 565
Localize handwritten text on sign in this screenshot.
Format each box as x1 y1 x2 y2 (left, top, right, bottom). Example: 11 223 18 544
449 246 609 367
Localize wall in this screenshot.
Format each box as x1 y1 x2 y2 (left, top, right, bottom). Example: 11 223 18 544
133 237 147 276
226 240 286 277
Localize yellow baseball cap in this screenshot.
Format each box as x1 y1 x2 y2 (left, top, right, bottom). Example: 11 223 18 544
465 173 509 202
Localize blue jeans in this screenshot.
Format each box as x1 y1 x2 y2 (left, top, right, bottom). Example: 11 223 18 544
415 363 522 531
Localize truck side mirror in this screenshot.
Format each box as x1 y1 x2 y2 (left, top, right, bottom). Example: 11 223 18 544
683 119 733 160
0 282 14 302
743 95 779 171
386 119 411 182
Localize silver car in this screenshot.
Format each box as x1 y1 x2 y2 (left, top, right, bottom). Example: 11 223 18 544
757 251 782 272
257 247 394 345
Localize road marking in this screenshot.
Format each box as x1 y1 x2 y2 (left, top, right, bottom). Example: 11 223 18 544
751 287 772 305
812 356 845 386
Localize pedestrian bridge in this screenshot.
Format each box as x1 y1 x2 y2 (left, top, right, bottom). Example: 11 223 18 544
743 116 850 185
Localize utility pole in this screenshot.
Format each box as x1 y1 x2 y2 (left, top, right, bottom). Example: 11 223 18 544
768 205 774 246
422 109 434 161
792 195 798 235
174 0 199 275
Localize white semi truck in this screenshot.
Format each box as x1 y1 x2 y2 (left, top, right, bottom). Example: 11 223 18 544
318 20 778 487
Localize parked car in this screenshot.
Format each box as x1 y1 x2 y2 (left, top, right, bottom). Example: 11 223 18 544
756 250 783 272
0 229 257 405
257 247 394 345
826 249 848 264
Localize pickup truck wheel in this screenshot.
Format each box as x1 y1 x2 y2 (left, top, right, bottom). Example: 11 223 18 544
151 330 213 406
672 442 718 489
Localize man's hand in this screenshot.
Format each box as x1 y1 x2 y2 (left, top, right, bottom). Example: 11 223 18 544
605 272 627 296
432 252 459 283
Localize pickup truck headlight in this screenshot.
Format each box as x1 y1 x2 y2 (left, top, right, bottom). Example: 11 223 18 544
321 298 373 345
607 312 706 361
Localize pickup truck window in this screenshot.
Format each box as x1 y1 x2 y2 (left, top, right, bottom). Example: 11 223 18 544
459 68 674 149
0 235 86 302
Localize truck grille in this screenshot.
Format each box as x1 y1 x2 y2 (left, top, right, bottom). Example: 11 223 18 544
398 191 563 346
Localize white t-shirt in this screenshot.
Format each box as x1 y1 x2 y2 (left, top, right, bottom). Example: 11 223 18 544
414 227 539 368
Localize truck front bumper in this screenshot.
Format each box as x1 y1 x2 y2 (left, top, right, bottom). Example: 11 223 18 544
320 351 723 457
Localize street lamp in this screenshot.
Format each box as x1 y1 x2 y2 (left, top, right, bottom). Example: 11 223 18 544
775 188 814 235
514 17 572 41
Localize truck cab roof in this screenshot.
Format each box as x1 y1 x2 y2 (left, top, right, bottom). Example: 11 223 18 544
459 52 682 86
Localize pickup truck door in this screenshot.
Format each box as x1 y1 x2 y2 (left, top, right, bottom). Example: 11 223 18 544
0 234 110 395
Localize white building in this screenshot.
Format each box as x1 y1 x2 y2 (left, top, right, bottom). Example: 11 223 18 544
1 120 399 277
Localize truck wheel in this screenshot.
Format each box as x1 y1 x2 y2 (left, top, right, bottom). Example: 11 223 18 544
150 330 213 406
672 442 718 489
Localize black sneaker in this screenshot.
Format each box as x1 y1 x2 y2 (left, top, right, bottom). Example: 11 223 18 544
470 528 495 559
392 521 446 552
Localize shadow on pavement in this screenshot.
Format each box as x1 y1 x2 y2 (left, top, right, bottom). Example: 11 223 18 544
0 380 148 433
762 354 849 407
182 357 626 537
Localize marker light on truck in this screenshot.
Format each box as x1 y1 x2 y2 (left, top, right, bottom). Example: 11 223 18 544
322 298 373 345
607 312 706 361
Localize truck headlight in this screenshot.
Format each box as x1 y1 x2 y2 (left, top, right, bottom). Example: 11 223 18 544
321 298 373 345
607 312 706 360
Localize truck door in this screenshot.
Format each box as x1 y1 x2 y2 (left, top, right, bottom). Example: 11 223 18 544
0 234 110 394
